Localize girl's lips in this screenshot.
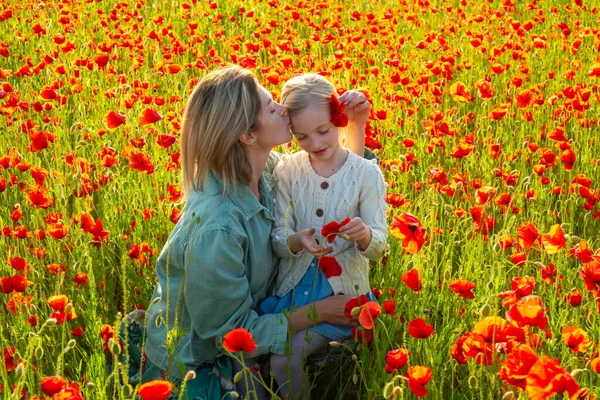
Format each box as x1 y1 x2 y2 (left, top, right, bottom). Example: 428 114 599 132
313 148 327 156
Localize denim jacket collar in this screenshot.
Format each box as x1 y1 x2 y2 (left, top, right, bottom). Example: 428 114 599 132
210 169 277 221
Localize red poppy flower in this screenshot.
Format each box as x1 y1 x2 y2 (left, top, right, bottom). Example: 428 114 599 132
223 328 258 354
390 213 425 254
541 224 566 254
358 301 381 330
449 280 476 299
406 365 433 398
138 380 175 400
139 108 163 125
506 295 547 329
561 326 591 353
47 223 69 239
330 94 348 127
3 347 16 372
385 348 409 373
382 299 396 315
517 222 539 249
105 110 126 130
400 268 422 292
317 256 343 278
408 318 435 338
156 134 177 148
449 81 474 103
567 288 582 307
321 218 351 243
128 151 155 174
48 294 69 311
41 376 68 396
525 356 581 400
345 294 369 318
498 344 539 390
8 256 28 272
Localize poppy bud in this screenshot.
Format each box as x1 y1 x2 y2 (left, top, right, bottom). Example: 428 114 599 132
229 392 240 399
233 371 243 383
65 303 73 315
329 341 340 347
339 233 350 241
110 341 121 356
86 382 95 389
351 307 361 317
398 155 407 162
46 318 58 326
392 386 402 396
444 204 453 213
383 382 394 399
570 369 585 379
501 391 514 400
533 262 545 268
185 370 196 381
155 315 162 328
468 375 477 387
73 261 80 270
35 346 44 359
352 374 358 384
152 296 162 304
352 354 358 361
480 304 491 317
15 363 25 379
67 339 76 349
122 384 133 397
570 235 581 242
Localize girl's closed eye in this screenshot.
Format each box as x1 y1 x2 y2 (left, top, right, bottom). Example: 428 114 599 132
318 129 329 135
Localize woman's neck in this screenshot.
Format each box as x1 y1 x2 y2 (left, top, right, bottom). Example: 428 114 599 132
245 147 271 201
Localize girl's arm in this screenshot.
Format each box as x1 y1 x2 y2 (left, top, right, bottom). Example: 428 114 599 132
339 90 371 157
353 161 389 260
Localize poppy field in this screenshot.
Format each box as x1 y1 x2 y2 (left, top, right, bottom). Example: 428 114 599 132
1 0 600 398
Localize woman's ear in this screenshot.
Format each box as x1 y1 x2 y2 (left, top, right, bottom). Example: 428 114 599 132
239 131 256 146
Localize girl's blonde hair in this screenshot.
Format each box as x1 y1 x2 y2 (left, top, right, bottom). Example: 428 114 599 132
180 65 262 200
280 74 336 116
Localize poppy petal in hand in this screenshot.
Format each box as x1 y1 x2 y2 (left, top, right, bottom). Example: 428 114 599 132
321 218 351 243
330 94 349 127
223 328 258 354
318 256 343 278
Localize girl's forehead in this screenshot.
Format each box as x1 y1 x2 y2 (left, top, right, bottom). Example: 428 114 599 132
290 106 331 133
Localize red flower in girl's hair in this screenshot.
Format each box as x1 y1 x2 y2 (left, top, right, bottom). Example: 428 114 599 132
318 256 343 278
330 94 349 127
321 218 351 243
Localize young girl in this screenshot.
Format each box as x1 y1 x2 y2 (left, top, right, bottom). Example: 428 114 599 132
265 74 388 399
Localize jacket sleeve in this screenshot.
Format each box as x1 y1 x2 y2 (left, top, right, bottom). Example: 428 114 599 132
271 161 304 258
184 228 289 357
355 161 389 260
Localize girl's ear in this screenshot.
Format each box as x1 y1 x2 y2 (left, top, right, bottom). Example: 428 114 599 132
239 131 256 146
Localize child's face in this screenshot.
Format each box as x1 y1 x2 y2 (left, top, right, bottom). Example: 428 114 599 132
290 105 341 161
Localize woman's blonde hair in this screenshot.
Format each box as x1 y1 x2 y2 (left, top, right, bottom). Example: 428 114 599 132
180 65 262 200
280 74 336 117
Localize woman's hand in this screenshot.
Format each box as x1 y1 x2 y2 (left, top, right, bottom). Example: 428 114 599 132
339 217 372 251
339 90 371 127
315 295 360 327
288 229 333 257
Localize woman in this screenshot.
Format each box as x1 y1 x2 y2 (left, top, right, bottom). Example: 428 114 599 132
141 65 372 399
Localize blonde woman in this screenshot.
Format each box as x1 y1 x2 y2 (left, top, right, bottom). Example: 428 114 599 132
141 66 372 399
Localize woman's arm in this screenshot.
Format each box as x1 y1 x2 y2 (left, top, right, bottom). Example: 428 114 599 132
185 229 289 357
287 295 359 332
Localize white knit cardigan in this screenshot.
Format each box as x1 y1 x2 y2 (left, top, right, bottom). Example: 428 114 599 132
271 150 388 297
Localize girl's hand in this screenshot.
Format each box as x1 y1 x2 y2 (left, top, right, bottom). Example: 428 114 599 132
290 229 334 257
339 90 371 126
338 217 372 251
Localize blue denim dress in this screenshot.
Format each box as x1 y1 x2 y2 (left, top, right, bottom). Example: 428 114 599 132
258 258 376 341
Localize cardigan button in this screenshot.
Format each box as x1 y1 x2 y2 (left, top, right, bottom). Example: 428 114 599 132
320 182 329 189
316 208 324 217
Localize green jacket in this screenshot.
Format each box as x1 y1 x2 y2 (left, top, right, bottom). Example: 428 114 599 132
145 152 288 378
